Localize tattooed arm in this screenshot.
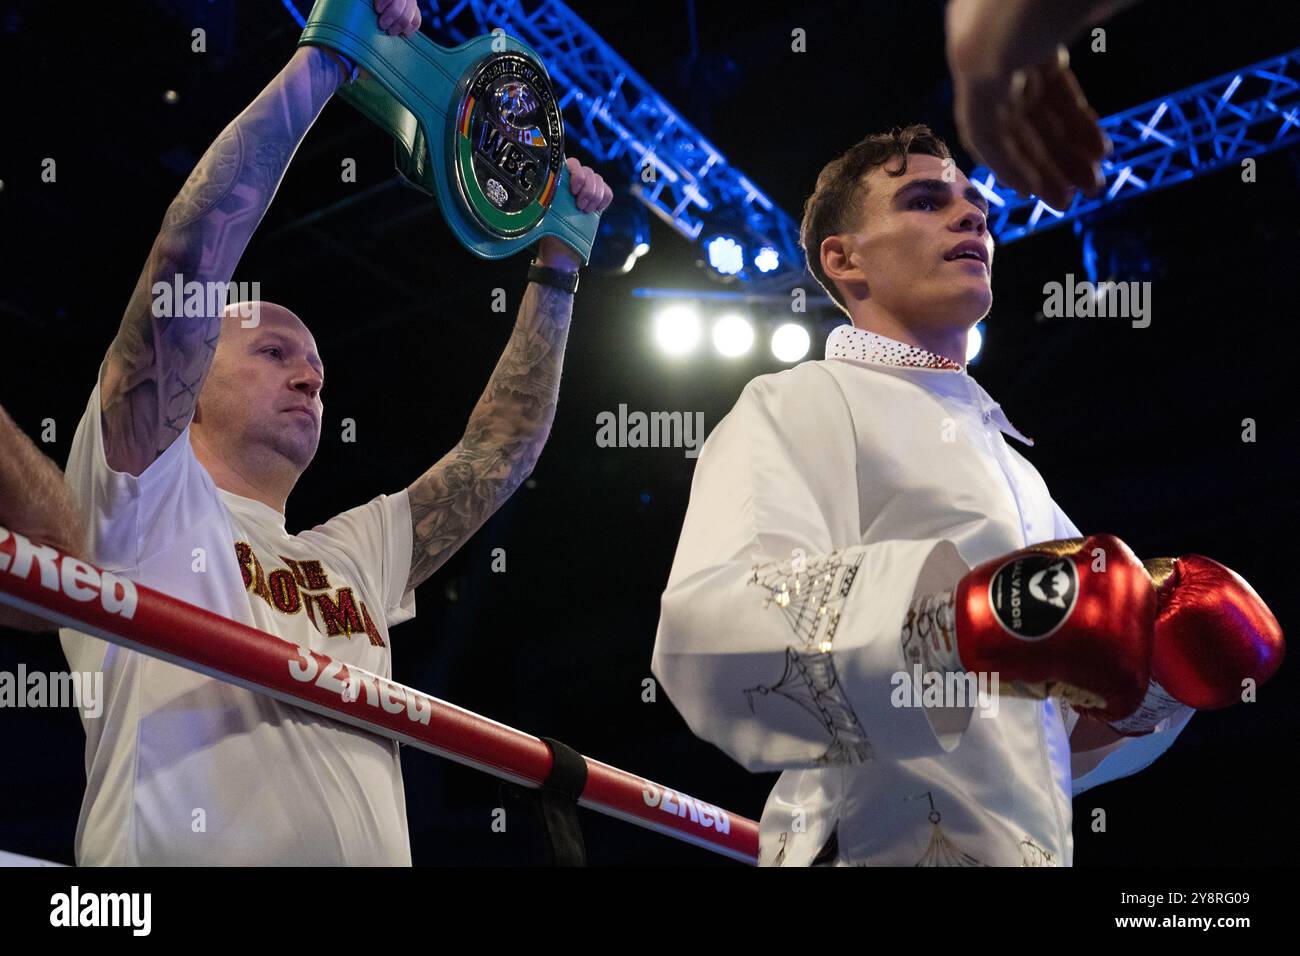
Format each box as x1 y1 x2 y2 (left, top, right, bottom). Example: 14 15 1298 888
0 404 87 632
99 45 350 476
404 281 573 590
403 161 612 591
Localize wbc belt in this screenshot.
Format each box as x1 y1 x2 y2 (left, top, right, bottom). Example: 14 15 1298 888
298 0 600 262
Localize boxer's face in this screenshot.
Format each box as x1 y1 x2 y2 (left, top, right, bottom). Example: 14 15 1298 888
840 153 994 326
192 302 324 475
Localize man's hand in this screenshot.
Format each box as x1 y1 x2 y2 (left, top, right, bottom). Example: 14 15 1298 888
323 0 422 83
535 158 614 273
374 0 421 36
946 0 1116 210
950 535 1155 721
1106 555 1285 736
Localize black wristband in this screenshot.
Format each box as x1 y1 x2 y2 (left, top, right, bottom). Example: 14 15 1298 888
527 263 579 295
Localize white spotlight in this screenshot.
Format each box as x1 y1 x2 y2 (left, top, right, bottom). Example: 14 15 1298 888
966 323 985 363
771 323 811 362
707 236 745 276
754 247 780 273
712 313 755 357
653 305 702 356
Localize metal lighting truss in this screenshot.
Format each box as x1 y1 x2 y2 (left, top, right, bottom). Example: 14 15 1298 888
291 2 1299 282
971 46 1300 244
424 0 803 286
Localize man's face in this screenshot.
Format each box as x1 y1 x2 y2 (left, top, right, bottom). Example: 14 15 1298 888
192 302 324 474
831 153 994 327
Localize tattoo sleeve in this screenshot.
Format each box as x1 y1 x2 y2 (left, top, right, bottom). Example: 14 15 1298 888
100 46 347 476
0 404 88 631
405 282 573 590
0 404 86 557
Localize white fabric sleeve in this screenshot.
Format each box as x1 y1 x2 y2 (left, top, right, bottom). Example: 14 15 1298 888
300 490 416 629
1049 498 1194 793
652 365 973 774
1068 704 1193 796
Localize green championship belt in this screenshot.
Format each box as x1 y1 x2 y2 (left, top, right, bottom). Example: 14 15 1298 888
298 0 600 262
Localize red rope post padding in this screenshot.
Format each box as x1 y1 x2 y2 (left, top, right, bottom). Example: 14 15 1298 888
0 526 759 864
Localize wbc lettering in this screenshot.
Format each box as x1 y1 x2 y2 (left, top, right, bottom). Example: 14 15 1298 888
477 124 537 192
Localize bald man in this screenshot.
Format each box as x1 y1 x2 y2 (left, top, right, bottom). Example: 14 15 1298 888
59 0 611 865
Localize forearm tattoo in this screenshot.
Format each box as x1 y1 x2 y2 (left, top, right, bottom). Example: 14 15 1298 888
101 47 342 474
406 282 573 590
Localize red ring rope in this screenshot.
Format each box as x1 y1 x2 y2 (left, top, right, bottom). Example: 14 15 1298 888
0 525 759 864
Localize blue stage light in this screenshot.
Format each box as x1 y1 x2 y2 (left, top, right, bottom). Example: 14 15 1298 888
706 236 745 276
754 247 780 273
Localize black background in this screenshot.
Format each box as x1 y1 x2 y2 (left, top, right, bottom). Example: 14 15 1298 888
0 0 1297 865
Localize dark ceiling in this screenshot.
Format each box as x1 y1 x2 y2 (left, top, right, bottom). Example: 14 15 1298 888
1 0 1297 865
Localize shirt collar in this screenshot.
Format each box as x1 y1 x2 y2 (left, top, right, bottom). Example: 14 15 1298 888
825 324 965 372
219 488 289 534
824 324 1035 446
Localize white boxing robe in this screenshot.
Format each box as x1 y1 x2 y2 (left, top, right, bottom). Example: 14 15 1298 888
652 325 1192 867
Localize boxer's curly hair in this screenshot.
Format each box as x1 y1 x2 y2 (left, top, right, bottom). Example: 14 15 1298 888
799 124 952 315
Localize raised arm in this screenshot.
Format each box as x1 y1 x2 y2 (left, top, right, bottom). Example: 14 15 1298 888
100 44 350 476
946 0 1142 79
404 161 612 591
404 282 570 591
0 404 87 631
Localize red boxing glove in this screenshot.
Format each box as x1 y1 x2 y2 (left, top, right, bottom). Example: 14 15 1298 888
1107 555 1286 736
952 534 1155 721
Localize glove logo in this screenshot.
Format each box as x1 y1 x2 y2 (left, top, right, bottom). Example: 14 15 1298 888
988 555 1078 640
1028 564 1071 608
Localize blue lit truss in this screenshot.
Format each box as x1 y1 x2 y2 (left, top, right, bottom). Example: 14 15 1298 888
972 46 1300 244
286 1 1299 285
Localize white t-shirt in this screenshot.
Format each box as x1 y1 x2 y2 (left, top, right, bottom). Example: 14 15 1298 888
58 378 417 865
